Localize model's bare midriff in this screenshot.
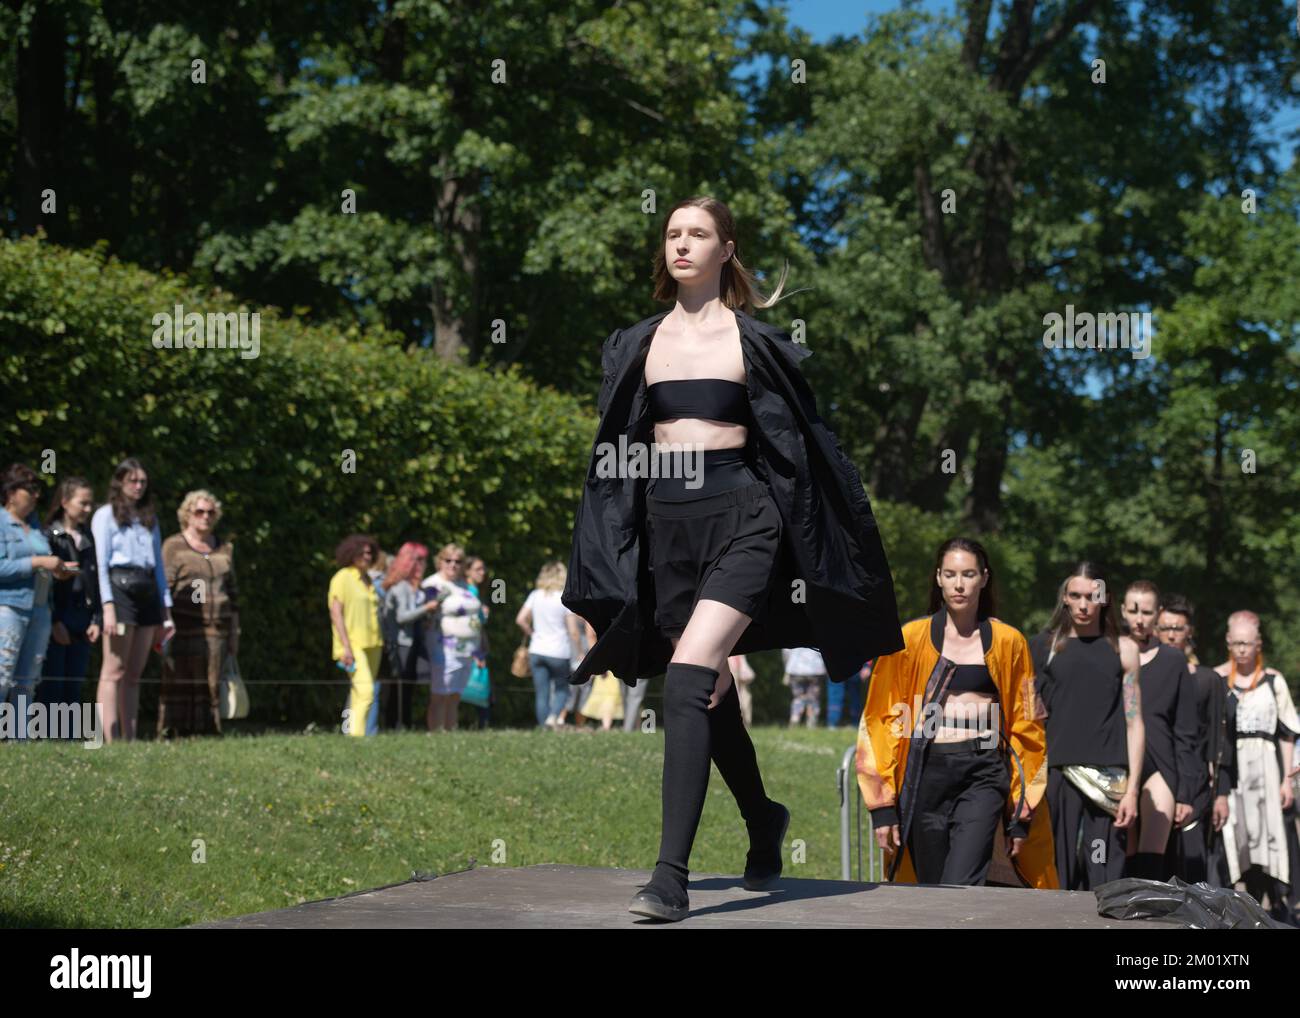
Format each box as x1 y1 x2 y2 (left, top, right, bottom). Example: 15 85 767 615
643 309 748 451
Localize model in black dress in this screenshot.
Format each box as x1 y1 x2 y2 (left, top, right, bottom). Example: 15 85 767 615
624 199 791 922
1121 580 1200 879
1030 562 1144 890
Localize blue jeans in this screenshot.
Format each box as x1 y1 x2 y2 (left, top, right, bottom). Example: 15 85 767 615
530 654 571 725
39 604 93 711
0 602 53 739
366 677 381 736
826 672 863 727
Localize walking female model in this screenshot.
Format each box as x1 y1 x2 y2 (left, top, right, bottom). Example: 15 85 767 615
858 538 1057 888
563 196 905 921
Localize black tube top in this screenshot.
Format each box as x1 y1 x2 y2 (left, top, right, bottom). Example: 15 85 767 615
947 662 998 698
647 378 750 425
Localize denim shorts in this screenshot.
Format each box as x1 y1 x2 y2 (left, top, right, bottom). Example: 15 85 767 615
645 481 782 638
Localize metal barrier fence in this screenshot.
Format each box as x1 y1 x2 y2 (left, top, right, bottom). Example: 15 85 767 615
837 744 880 882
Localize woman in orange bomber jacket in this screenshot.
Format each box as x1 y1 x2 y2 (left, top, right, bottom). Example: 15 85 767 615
856 538 1058 889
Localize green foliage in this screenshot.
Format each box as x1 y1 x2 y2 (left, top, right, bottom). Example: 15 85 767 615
0 235 594 726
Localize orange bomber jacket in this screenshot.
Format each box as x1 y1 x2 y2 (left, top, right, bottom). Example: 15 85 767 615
855 610 1059 889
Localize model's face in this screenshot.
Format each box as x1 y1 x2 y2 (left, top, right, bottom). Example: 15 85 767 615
1064 575 1104 626
1157 610 1191 651
64 487 93 526
936 550 986 612
1226 622 1260 671
353 546 374 572
664 208 732 284
467 561 485 585
1122 590 1158 641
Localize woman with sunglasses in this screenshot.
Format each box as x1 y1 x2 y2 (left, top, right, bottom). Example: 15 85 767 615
421 543 482 732
328 534 383 737
159 490 240 737
91 457 175 742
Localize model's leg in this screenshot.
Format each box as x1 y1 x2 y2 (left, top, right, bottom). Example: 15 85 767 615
908 749 956 884
1132 771 1175 878
940 749 1007 886
1047 769 1082 889
632 600 750 919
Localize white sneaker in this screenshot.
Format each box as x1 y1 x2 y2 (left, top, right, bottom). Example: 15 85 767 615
544 714 557 730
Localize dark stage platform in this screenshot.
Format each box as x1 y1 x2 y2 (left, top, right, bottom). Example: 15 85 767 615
193 865 1169 929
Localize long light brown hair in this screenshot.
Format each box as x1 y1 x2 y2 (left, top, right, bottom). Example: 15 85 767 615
651 196 799 312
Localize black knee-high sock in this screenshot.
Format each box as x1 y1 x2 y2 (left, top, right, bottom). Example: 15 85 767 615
654 662 718 889
709 680 770 824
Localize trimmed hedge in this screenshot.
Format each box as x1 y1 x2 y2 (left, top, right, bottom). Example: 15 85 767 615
1 236 594 727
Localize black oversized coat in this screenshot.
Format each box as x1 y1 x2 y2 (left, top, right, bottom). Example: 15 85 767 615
561 307 904 687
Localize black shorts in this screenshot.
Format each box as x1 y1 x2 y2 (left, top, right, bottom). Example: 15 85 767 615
645 481 782 638
108 566 163 627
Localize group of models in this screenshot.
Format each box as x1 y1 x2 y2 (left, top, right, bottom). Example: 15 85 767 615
562 195 1293 922
859 552 1294 914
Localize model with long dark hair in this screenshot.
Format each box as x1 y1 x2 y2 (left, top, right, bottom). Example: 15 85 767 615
1028 562 1143 890
858 537 1057 888
564 196 904 921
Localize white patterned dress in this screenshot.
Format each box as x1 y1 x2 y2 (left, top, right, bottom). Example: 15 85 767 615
421 575 483 695
1222 671 1300 886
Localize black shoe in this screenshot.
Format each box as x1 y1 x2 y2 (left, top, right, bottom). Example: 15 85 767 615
743 801 790 890
628 872 689 922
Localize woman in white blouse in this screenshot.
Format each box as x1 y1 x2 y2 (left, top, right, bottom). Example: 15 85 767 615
516 561 583 729
91 458 174 742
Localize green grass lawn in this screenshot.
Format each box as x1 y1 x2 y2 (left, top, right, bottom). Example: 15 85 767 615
0 725 878 928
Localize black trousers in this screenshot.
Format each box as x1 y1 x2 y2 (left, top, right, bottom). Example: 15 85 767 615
1168 813 1210 884
907 740 1008 885
1047 767 1127 890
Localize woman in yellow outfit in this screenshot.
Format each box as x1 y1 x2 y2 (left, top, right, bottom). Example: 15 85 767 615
857 537 1058 888
328 534 384 737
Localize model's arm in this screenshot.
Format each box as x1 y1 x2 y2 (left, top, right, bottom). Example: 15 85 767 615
857 646 911 851
1117 636 1144 829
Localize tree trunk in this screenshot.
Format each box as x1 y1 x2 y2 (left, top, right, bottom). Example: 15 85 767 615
14 2 66 237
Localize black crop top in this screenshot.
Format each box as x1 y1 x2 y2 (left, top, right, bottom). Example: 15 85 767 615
647 378 750 425
947 662 998 698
